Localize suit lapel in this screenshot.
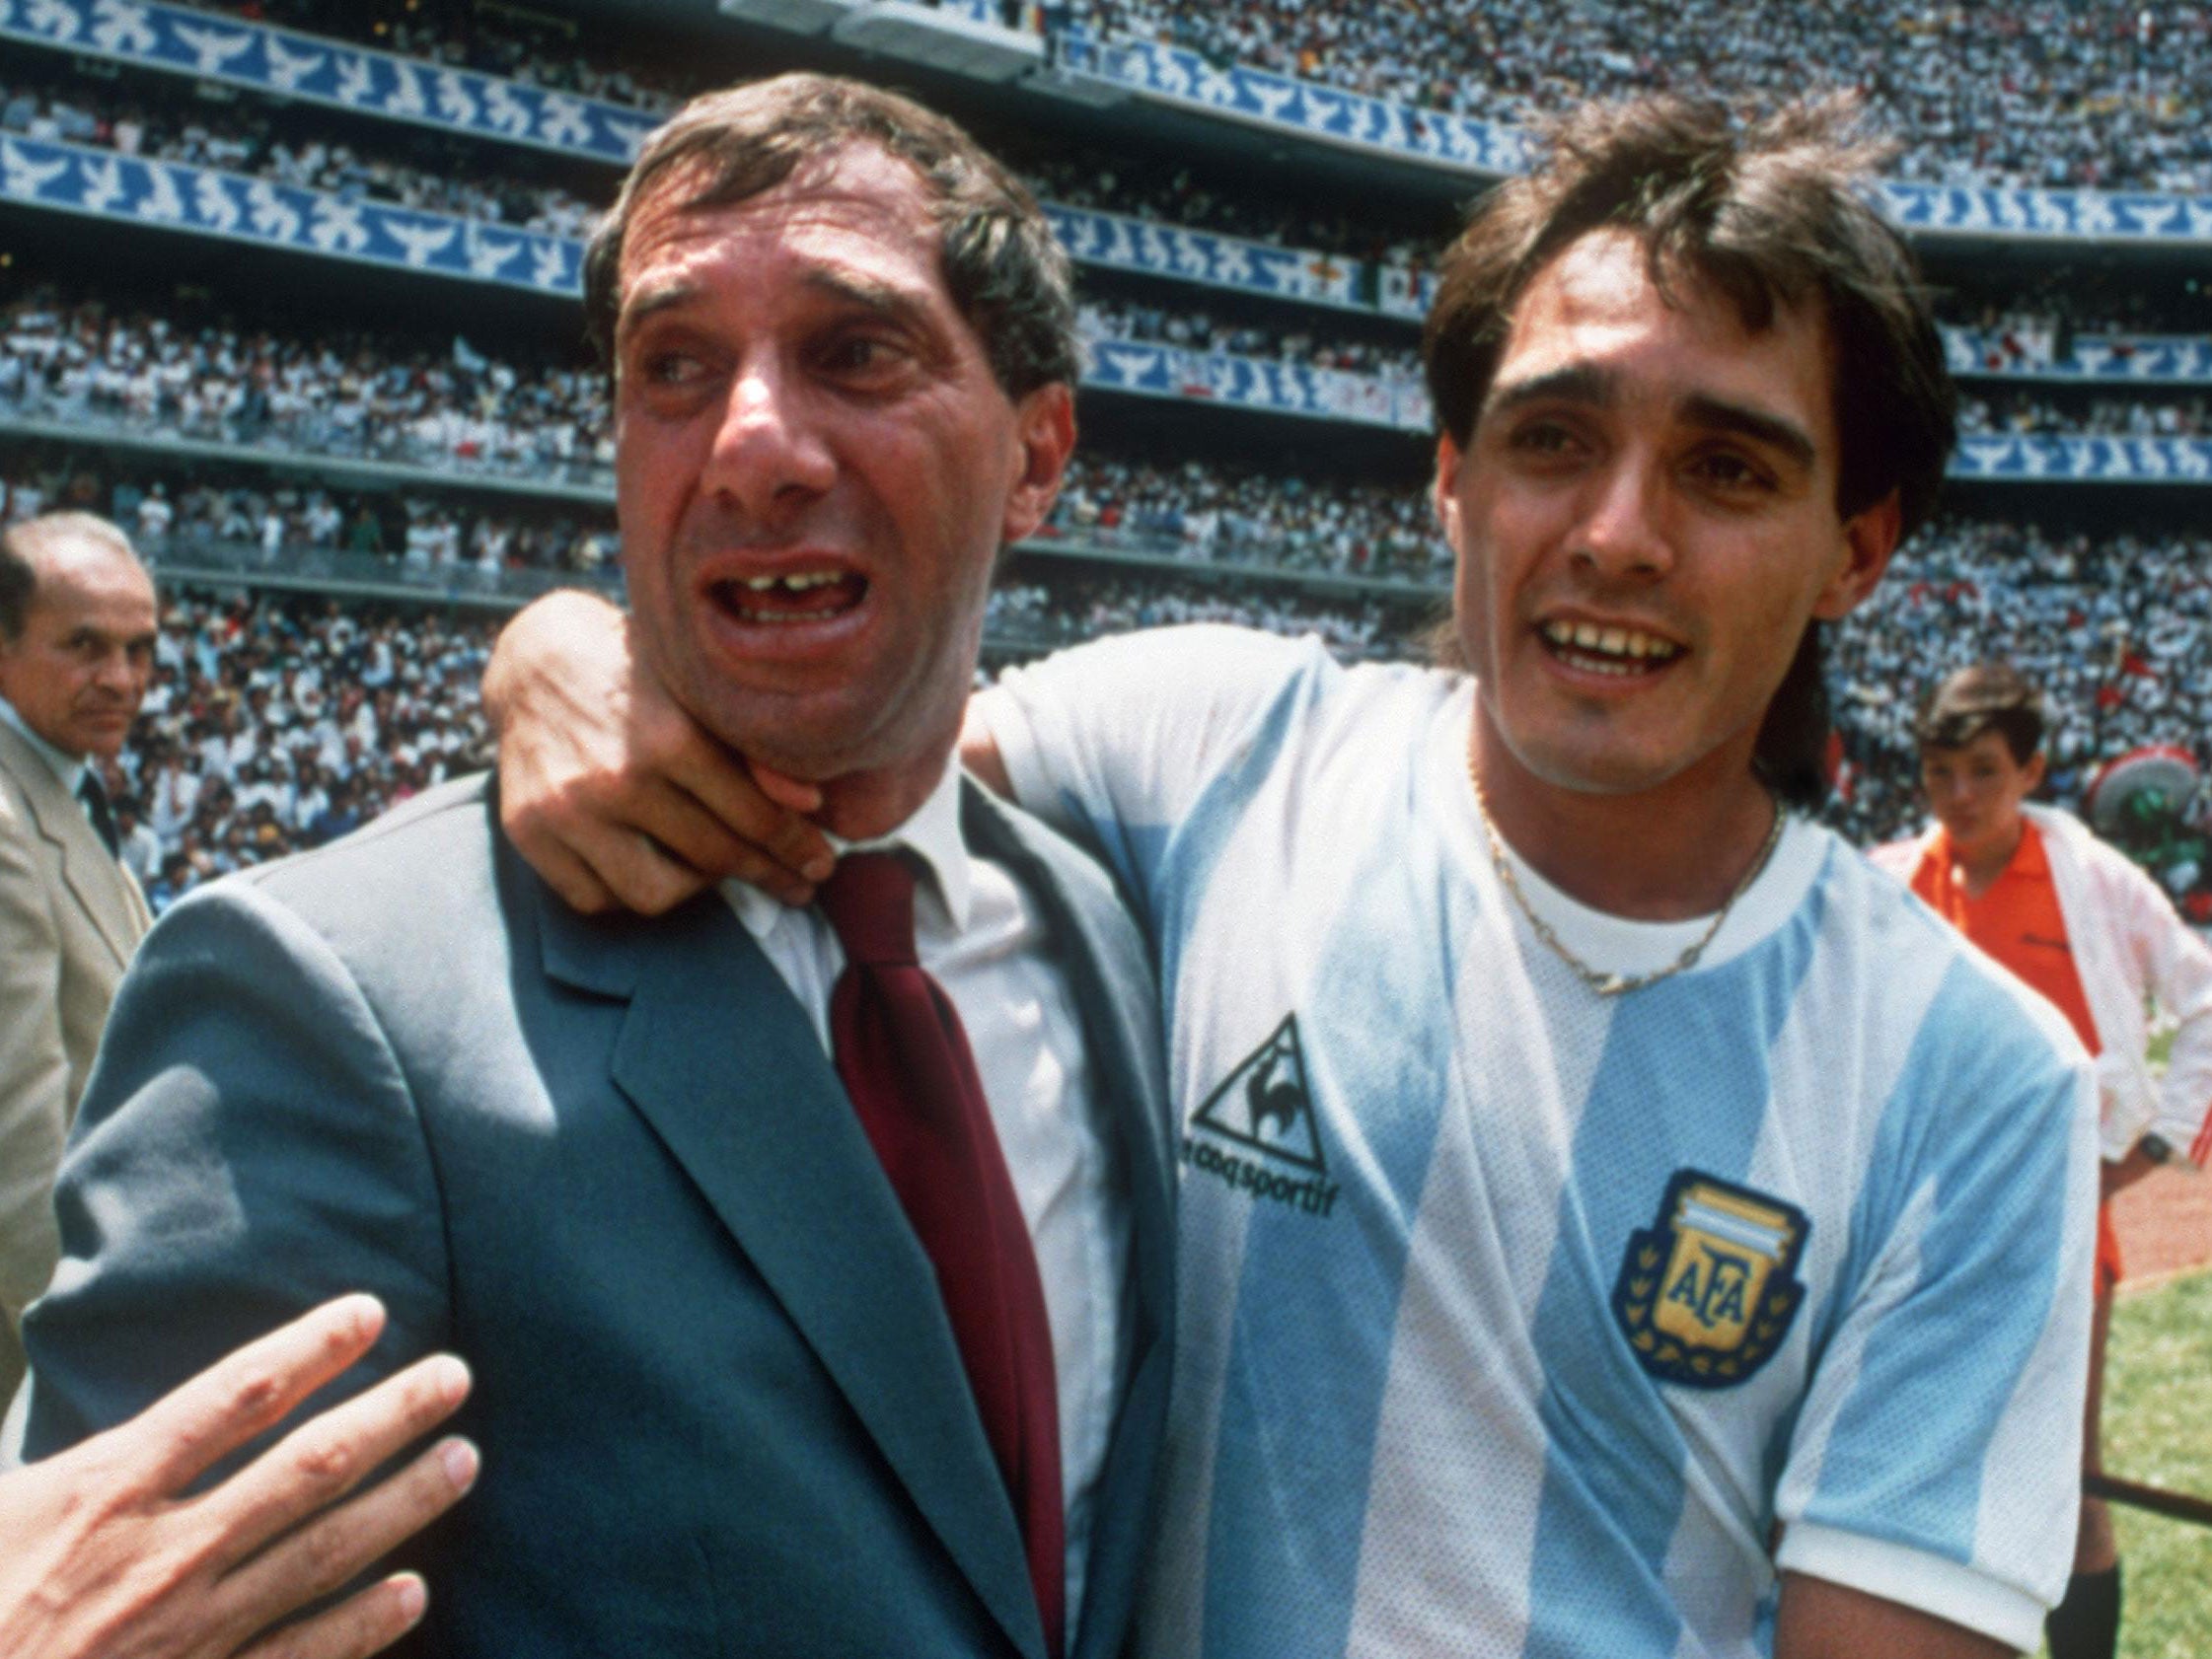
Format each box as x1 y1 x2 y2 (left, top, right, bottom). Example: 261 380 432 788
536 886 1046 1659
0 725 143 968
963 786 1177 1659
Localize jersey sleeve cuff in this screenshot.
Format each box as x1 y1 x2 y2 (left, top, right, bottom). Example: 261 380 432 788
1776 1521 2048 1653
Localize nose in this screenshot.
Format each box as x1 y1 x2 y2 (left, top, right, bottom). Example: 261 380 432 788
93 648 142 697
699 358 838 523
1571 457 1673 582
1932 773 1974 810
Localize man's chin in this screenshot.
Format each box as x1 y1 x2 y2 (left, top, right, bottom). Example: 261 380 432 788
686 684 894 782
1506 731 1737 804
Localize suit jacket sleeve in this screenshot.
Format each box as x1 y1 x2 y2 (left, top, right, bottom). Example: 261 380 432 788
0 798 69 1355
23 874 453 1461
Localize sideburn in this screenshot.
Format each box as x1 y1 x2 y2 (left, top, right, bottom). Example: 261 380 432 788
1752 625 1831 811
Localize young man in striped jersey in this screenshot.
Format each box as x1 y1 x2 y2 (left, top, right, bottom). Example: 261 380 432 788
1875 661 2212 1659
491 96 2099 1657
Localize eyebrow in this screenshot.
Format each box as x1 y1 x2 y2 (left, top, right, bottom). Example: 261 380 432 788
616 277 700 342
1482 366 1818 474
1678 393 1817 474
617 268 927 343
1481 364 1613 423
802 268 922 324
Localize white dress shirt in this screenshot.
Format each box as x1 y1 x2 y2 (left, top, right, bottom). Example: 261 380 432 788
719 759 1131 1633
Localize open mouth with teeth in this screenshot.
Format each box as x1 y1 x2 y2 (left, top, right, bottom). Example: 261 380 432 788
710 569 869 625
1540 618 1683 678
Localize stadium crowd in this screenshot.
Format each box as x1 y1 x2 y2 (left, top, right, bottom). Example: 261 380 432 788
1069 0 2212 193
1826 517 2212 915
2 295 615 484
30 50 2212 378
1012 143 1443 270
24 292 2212 543
174 0 2212 194
86 587 496 912
1077 299 1424 380
5 51 1449 284
1959 390 2212 438
1046 453 1445 582
1 431 1454 590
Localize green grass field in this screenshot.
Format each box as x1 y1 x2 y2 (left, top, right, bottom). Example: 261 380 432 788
2036 1268 2212 1658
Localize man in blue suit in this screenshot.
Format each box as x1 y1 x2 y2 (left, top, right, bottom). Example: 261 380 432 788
25 74 1173 1659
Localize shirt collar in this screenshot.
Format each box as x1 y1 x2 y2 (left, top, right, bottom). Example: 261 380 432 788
0 696 87 793
721 757 974 942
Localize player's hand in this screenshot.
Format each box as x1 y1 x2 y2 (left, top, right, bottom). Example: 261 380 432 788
0 1293 478 1659
484 590 834 914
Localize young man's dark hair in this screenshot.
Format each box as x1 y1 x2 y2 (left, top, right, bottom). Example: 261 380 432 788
581 71 1079 400
1421 95 1957 809
1914 660 2047 765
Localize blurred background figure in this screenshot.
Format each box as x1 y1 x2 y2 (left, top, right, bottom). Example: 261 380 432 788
1875 661 2212 1659
0 512 155 1414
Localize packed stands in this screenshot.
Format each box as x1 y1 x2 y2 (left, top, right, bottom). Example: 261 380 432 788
3 0 2207 919
1069 0 2212 192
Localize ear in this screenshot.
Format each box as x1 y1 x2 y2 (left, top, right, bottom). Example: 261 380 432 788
2023 749 2047 794
1810 487 1902 621
1433 432 1467 548
999 382 1077 545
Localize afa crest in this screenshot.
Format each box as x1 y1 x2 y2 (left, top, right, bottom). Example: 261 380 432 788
1612 1170 1809 1390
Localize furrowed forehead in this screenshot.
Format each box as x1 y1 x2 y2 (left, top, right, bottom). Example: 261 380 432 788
615 145 946 329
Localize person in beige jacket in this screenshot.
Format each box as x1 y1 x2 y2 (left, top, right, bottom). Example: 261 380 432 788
0 511 156 1410
0 521 486 1655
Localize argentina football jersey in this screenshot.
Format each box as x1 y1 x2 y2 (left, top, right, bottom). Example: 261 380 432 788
980 624 2098 1659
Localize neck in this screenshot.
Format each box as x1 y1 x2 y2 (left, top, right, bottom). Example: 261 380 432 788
1469 713 1781 921
810 750 951 843
1949 817 2026 898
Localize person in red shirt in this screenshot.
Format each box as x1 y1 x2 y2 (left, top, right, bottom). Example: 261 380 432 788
1874 661 2212 1659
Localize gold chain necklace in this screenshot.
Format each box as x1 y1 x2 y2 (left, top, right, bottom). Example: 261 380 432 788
1466 755 1786 997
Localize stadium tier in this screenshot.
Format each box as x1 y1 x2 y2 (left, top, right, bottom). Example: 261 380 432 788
3 0 2207 918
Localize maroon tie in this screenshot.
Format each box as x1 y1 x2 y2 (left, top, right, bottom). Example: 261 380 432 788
819 851 1066 1659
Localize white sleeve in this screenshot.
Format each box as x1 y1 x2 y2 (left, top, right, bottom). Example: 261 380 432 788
2112 852 2212 1163
1772 989 2098 1651
974 624 1334 920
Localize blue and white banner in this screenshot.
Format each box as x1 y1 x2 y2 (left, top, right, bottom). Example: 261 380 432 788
0 134 583 294
1378 262 1438 322
15 1 2212 253
1953 435 2212 481
1083 334 1430 429
1877 180 2212 245
1946 327 2212 383
0 0 658 164
1044 202 1364 309
1055 30 1525 177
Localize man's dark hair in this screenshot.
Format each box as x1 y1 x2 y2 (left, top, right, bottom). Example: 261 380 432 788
582 72 1078 399
0 512 141 641
1421 97 1956 810
1915 662 2047 765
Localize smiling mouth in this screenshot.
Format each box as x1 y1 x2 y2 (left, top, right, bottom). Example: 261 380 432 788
1540 618 1683 678
710 570 869 625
